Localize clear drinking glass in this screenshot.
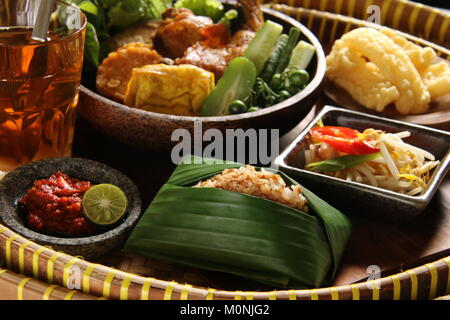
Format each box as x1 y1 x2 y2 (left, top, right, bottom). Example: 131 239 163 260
0 0 86 172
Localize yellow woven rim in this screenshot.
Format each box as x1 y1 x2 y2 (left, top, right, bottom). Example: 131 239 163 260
1 0 450 300
1 224 450 299
263 0 450 50
264 2 450 59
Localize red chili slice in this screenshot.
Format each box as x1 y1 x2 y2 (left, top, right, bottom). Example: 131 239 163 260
310 126 380 155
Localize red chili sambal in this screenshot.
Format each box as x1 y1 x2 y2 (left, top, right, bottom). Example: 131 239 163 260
19 172 96 237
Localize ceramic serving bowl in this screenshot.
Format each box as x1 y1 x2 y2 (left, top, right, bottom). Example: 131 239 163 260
275 106 450 223
0 158 142 259
78 6 326 150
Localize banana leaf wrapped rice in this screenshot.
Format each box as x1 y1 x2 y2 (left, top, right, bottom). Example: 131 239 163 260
125 157 351 288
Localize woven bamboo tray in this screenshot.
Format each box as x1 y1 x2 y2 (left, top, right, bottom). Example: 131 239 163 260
1 0 450 300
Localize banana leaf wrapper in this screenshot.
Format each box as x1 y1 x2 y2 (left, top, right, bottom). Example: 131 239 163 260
124 157 352 288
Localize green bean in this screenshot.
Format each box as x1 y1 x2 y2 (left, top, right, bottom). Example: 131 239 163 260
274 27 301 75
259 34 289 82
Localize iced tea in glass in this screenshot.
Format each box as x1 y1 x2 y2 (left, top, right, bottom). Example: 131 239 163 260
0 0 86 172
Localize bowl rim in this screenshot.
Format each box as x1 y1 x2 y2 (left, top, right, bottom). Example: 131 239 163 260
0 157 142 246
275 106 450 204
80 6 326 122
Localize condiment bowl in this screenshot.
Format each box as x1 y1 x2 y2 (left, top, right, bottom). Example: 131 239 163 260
275 106 450 223
78 5 326 150
0 158 142 259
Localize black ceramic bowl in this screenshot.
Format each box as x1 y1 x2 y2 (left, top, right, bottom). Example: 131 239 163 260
0 158 142 259
275 106 450 223
78 6 326 150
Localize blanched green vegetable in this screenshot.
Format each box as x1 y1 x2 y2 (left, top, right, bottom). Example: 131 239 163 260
201 57 257 116
260 34 289 82
228 100 248 114
288 69 310 87
84 22 100 67
246 28 315 112
67 0 172 68
174 0 225 22
247 106 260 112
274 27 301 75
244 20 283 74
306 153 382 172
288 40 316 70
218 9 238 28
253 77 279 108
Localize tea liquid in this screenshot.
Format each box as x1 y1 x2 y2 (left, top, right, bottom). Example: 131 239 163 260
0 27 84 171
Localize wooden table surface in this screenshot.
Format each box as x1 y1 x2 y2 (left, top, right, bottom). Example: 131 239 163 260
72 102 450 288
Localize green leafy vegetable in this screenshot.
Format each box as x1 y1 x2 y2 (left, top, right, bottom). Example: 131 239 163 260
107 0 169 28
77 1 98 15
244 25 314 112
84 22 100 67
67 0 172 68
306 153 382 172
218 9 238 28
174 0 225 22
253 77 280 108
251 66 311 110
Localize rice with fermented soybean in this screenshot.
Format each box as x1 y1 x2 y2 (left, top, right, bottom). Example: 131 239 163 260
194 165 308 212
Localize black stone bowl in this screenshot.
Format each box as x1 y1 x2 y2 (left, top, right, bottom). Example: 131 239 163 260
78 6 326 150
0 158 142 259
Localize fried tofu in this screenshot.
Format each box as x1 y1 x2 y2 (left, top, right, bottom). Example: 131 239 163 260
124 64 215 116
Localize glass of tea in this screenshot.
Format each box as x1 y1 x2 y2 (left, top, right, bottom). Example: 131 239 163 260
0 0 86 173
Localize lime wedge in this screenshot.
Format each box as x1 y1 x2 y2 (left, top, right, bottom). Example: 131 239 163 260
82 184 128 226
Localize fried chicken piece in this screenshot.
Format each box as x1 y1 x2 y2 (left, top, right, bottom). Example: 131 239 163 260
239 0 264 31
201 24 231 48
96 43 163 103
176 30 255 79
105 20 161 51
154 8 214 59
171 0 262 79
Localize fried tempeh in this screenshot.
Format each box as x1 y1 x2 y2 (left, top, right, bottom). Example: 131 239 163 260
96 43 163 102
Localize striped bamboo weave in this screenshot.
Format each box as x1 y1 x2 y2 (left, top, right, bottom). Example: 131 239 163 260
262 0 450 49
1 0 450 300
1 224 450 300
0 267 97 300
263 2 450 59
